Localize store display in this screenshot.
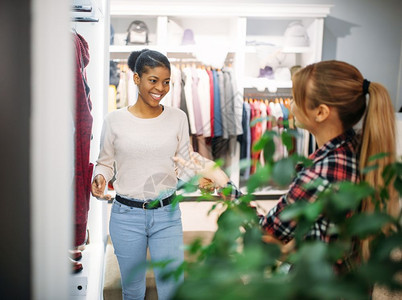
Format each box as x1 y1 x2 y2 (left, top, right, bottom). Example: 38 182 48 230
126 20 149 45
181 28 195 45
284 21 309 47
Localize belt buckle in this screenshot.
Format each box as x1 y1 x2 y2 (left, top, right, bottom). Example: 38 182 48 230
142 200 150 209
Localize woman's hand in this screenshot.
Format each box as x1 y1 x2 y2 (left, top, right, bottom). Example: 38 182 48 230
173 150 230 188
91 174 112 201
262 234 295 256
199 177 216 194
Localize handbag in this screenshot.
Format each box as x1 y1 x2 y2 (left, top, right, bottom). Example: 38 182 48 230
126 20 149 45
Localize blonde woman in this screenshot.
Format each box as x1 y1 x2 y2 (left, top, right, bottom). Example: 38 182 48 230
175 60 399 263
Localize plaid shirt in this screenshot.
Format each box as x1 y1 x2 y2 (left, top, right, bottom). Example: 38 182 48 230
259 128 360 243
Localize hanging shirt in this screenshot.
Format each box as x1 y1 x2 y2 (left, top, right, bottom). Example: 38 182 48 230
250 101 263 174
271 101 285 161
217 70 227 139
223 70 235 136
224 67 243 136
206 69 215 137
170 64 182 108
259 101 267 165
191 67 203 135
197 68 211 137
182 67 196 134
212 70 222 137
73 32 93 246
239 101 251 180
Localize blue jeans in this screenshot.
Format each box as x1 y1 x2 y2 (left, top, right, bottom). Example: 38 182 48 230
109 199 184 300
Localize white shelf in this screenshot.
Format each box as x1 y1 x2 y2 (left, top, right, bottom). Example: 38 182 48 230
110 44 159 52
282 46 311 53
111 2 332 18
243 76 292 91
245 45 311 54
110 44 236 61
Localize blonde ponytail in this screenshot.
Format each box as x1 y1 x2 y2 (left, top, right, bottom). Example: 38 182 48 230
359 81 399 260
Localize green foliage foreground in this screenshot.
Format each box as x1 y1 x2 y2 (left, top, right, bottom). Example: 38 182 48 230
168 130 402 300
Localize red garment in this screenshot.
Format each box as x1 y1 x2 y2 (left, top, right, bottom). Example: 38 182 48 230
206 69 214 137
266 102 272 131
73 32 93 247
250 101 263 174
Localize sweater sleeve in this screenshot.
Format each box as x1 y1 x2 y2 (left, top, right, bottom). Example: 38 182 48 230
93 115 115 183
175 110 194 181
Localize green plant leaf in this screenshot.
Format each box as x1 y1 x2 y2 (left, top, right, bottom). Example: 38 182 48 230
291 154 313 169
250 116 271 127
382 164 396 187
280 201 309 221
345 213 394 238
281 130 295 152
327 182 374 214
252 130 276 152
263 137 276 163
394 175 402 195
361 164 379 174
272 157 295 187
304 200 324 221
247 165 271 193
368 152 390 162
370 232 402 261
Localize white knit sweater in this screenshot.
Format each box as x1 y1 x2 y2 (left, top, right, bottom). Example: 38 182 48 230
94 106 192 200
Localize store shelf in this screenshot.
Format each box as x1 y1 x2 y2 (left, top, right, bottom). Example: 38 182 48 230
243 76 292 92
245 45 311 54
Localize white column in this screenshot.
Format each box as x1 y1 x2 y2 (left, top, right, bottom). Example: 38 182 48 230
31 0 74 299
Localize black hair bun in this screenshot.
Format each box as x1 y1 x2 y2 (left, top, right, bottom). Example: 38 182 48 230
127 49 149 72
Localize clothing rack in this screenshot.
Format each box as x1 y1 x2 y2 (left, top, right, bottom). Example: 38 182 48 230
244 87 292 99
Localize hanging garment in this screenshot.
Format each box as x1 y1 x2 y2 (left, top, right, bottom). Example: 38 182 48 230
217 70 228 139
239 101 251 179
126 68 137 106
190 67 203 135
179 73 191 135
182 68 196 134
197 68 211 137
116 68 128 108
223 70 235 136
225 67 243 136
212 70 223 137
259 101 267 166
206 69 215 137
171 65 182 108
271 101 285 161
250 101 263 174
73 32 93 247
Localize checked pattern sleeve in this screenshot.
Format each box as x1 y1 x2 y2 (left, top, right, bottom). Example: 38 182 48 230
259 169 331 243
259 129 359 244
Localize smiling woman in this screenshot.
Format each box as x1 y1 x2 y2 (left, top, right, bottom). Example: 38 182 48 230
91 49 193 300
129 49 171 117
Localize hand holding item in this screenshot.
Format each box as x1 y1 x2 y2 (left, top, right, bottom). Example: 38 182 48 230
199 177 216 194
91 174 112 201
173 148 230 188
